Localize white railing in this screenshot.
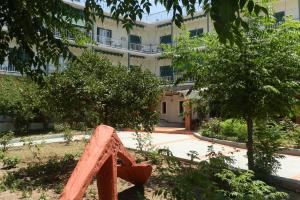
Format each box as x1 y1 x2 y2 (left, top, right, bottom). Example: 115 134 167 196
161 74 194 83
0 64 17 73
129 43 162 54
96 35 125 48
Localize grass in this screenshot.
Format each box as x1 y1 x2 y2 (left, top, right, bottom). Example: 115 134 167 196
0 141 163 200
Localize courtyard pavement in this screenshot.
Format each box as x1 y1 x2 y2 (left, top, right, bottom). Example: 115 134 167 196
6 130 300 181
116 131 300 181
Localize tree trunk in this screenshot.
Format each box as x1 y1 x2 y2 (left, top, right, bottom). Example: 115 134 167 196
246 117 254 170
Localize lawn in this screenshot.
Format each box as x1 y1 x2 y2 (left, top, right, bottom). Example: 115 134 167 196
0 141 164 200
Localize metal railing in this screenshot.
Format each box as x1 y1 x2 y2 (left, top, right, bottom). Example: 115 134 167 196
0 64 17 73
161 74 194 84
96 35 125 49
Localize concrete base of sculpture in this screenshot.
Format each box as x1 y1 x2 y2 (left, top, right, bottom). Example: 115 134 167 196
59 125 152 200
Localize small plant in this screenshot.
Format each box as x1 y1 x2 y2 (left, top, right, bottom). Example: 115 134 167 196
134 132 154 157
54 183 64 194
2 156 20 168
0 131 14 153
87 188 97 199
21 137 43 162
63 129 74 144
39 191 49 200
21 189 32 199
187 150 199 162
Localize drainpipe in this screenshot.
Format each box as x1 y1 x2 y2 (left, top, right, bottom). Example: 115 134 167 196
127 33 130 69
298 0 300 21
206 12 210 33
171 22 174 81
170 22 174 47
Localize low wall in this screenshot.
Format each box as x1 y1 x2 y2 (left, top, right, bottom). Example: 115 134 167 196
0 122 53 133
193 133 300 156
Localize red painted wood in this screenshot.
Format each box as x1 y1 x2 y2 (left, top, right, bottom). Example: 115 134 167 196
59 125 152 200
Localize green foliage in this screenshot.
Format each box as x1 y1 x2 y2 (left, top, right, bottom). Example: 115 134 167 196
63 129 74 145
0 131 14 152
154 148 288 200
0 1 268 79
216 170 288 200
253 122 285 179
1 154 76 192
44 50 163 132
21 137 43 162
2 156 20 169
165 16 300 170
0 76 47 133
201 118 247 142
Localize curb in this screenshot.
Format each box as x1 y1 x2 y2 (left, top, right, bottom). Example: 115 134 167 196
192 132 300 156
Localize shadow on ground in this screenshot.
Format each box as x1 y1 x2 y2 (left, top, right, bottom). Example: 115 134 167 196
118 185 145 200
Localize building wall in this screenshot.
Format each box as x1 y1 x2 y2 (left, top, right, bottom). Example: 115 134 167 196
160 94 185 123
1 0 299 126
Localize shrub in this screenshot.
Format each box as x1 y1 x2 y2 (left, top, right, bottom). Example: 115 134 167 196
200 118 221 137
0 131 14 152
219 119 247 142
2 156 20 168
0 75 47 133
201 118 247 142
155 149 288 200
63 129 74 144
253 122 285 179
44 50 163 132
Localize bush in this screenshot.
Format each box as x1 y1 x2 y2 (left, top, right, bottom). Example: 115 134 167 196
63 129 74 144
0 131 14 152
253 122 285 179
201 118 247 142
155 148 288 200
44 50 163 132
219 119 247 142
2 156 20 168
0 75 48 133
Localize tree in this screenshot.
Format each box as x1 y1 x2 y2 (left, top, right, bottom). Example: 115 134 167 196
164 16 300 170
0 0 267 78
0 75 47 132
43 50 163 131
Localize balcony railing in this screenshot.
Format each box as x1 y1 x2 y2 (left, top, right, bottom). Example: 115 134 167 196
161 75 194 84
0 64 17 73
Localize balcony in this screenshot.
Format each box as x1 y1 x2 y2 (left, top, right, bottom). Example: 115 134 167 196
160 74 194 84
0 64 18 74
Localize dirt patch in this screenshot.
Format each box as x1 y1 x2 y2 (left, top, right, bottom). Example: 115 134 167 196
0 141 164 200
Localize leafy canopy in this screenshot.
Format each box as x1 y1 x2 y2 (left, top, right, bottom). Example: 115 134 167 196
43 50 163 131
0 75 46 132
164 16 300 121
0 0 267 78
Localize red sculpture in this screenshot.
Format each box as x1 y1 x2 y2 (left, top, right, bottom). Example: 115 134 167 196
59 125 152 200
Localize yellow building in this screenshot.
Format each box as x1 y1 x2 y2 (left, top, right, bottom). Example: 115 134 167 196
0 0 299 127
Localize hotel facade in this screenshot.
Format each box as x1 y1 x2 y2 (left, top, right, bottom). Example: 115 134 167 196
1 0 299 128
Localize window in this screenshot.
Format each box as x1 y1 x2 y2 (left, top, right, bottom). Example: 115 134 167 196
129 35 141 44
179 101 184 115
160 65 174 81
189 28 203 37
97 27 112 44
129 35 142 50
162 102 167 114
129 65 139 70
160 34 172 44
274 11 285 23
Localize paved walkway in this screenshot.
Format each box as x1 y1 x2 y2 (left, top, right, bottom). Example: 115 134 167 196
117 131 300 181
7 131 300 181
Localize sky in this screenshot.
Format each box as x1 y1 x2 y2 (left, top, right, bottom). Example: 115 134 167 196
67 0 200 23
